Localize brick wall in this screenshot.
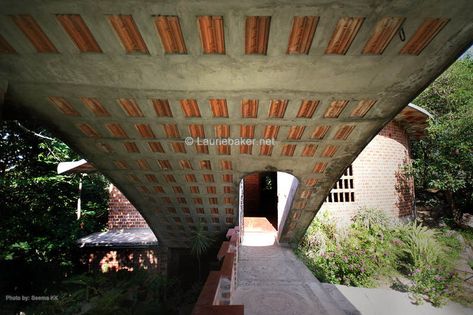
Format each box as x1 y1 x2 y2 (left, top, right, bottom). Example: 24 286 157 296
79 247 160 272
320 121 414 223
108 185 149 229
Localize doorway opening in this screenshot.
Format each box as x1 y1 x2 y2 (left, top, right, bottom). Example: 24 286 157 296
239 171 299 244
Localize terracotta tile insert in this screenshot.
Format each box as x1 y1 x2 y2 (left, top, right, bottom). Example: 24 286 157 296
163 124 180 138
114 160 129 169
200 160 212 170
268 100 288 118
118 98 143 117
287 16 318 54
196 144 209 154
241 99 258 118
164 174 176 182
78 123 99 137
180 160 193 169
281 144 297 156
311 125 330 139
157 159 172 170
240 125 255 138
11 15 57 53
363 17 405 55
400 18 449 55
136 159 150 170
135 124 155 138
106 123 128 138
245 16 271 54
145 174 158 182
170 142 186 153
49 96 79 116
207 186 217 194
326 17 364 54
220 160 232 170
305 178 318 187
334 125 355 140
148 141 164 153
214 124 230 138
351 99 376 117
189 124 205 137
155 16 187 54
57 15 102 53
296 100 319 118
263 125 280 139
123 142 140 153
153 99 173 117
223 174 233 182
313 162 328 173
198 16 225 54
180 99 201 117
81 97 109 116
210 99 228 117
321 145 338 157
301 144 317 157
0 34 16 53
108 15 148 53
185 174 197 182
324 100 349 118
287 126 305 140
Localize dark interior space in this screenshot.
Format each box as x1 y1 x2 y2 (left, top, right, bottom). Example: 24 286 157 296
243 172 278 230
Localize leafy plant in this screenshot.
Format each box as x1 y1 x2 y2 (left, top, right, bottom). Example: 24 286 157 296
298 211 463 306
189 224 214 281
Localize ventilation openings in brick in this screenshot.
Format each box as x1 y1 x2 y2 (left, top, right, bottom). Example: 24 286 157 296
326 165 355 203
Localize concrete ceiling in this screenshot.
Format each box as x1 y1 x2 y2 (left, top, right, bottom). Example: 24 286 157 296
1 0 472 248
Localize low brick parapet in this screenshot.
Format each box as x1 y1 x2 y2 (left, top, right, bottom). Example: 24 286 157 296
192 226 243 315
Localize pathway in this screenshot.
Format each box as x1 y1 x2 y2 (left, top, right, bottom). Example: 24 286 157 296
233 218 351 315
233 217 473 315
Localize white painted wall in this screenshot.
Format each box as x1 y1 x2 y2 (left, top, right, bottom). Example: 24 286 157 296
277 172 299 239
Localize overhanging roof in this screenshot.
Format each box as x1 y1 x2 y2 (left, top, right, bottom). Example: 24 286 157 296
77 228 158 248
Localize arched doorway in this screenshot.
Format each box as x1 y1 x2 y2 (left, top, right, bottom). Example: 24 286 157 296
239 171 299 244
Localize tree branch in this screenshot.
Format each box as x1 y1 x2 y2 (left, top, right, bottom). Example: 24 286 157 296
14 121 55 141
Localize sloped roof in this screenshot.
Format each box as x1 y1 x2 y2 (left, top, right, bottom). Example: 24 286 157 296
77 228 158 248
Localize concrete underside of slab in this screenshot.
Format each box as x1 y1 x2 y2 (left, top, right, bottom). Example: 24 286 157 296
1 0 472 247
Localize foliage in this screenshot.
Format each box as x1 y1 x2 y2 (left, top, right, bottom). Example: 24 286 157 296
298 209 463 306
410 57 473 216
0 120 108 293
298 209 396 287
18 270 198 315
352 207 393 231
189 224 214 281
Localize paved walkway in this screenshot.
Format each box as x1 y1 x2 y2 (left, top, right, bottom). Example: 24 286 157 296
233 222 349 315
233 220 473 315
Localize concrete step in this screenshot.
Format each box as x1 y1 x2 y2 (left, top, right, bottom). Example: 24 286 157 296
307 282 350 315
322 283 361 315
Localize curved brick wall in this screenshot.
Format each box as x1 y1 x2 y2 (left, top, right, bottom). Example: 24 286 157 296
108 185 148 229
320 121 414 223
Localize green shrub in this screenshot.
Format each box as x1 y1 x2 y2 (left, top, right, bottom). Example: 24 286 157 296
352 207 393 230
298 210 463 306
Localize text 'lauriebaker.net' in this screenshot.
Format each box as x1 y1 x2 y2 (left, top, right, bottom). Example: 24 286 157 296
184 137 276 146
